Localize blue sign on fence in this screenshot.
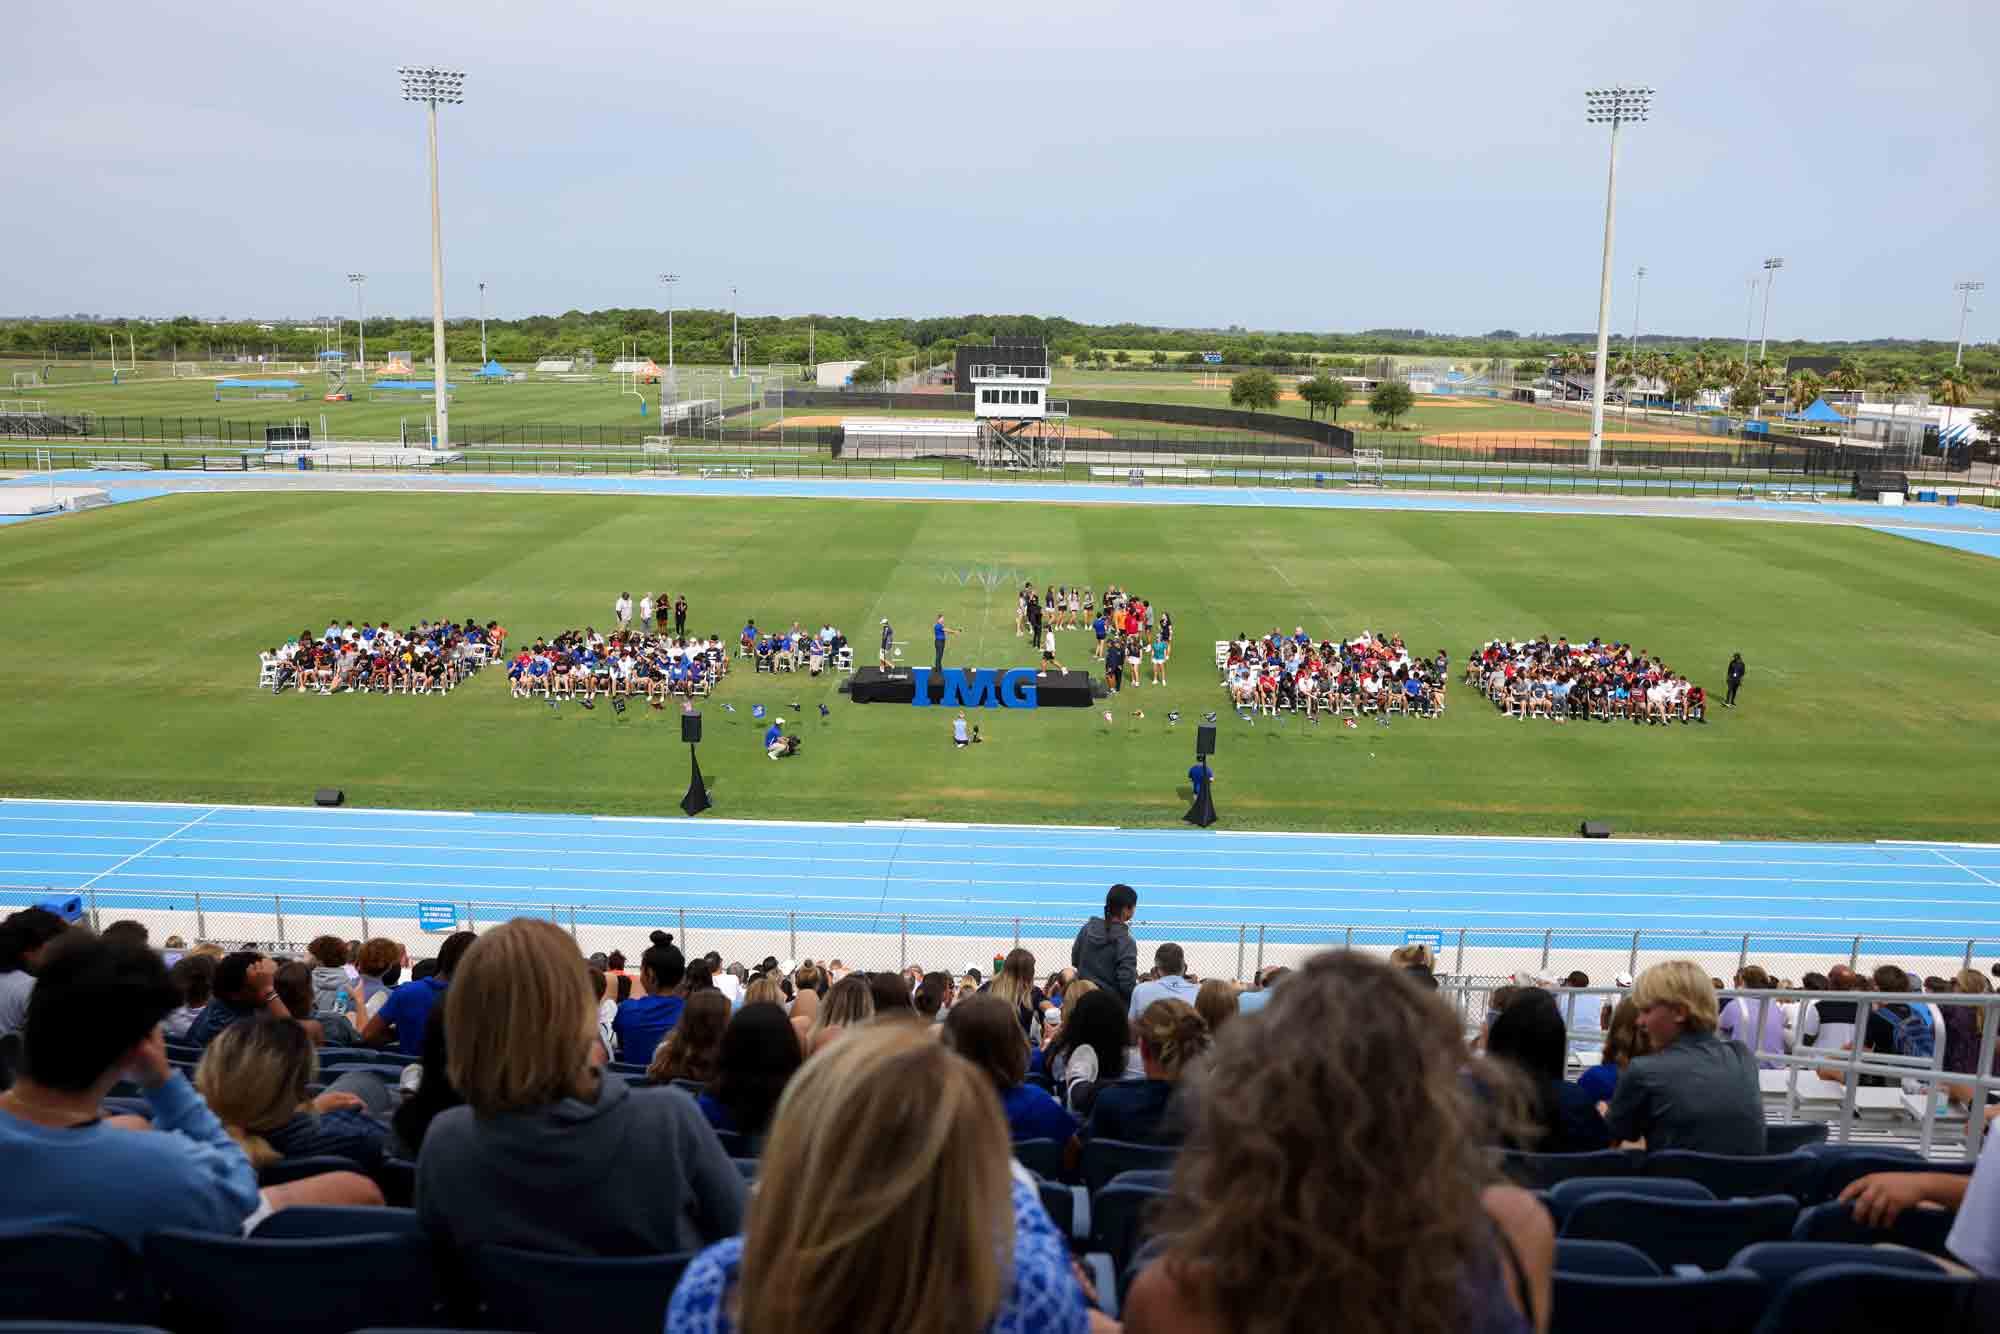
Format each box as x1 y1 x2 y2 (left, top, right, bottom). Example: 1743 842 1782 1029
1202 352 1223 364
1404 929 1444 951
417 902 458 933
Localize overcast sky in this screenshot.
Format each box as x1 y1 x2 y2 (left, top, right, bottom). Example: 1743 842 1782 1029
5 1 1992 341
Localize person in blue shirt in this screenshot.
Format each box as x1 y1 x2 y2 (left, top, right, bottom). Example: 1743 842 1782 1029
614 931 687 1066
183 950 294 1048
364 929 475 1057
764 717 787 758
945 995 1079 1157
1091 613 1108 659
1187 759 1211 798
0 934 264 1247
932 613 960 672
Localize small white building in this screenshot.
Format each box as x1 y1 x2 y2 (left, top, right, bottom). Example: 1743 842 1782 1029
815 359 868 388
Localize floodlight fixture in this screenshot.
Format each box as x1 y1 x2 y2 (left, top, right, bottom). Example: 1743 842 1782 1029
398 66 466 104
1583 86 1652 124
1582 85 1654 466
1955 279 1984 368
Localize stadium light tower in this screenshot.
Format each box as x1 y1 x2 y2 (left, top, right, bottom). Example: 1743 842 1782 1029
346 273 366 371
1583 86 1651 470
731 285 740 378
658 273 679 370
398 64 465 450
478 281 487 365
1757 257 1783 362
1955 280 1983 369
1629 265 1646 352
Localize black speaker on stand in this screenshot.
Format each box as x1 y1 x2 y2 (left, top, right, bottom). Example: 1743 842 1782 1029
1185 728 1217 828
680 711 711 817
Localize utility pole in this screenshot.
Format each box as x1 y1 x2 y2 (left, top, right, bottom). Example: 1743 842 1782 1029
398 64 465 450
1583 86 1652 470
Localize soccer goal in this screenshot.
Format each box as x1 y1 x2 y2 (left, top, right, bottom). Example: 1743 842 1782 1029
1351 448 1385 488
171 362 202 378
12 372 43 390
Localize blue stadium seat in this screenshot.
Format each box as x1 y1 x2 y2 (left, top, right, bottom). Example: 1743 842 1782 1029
1728 1241 1943 1289
1805 1151 1971 1206
731 1158 758 1181
1554 1239 1661 1277
1550 1270 1768 1334
0 1324 171 1334
1090 1182 1165 1296
256 1155 365 1187
710 1129 751 1158
469 1244 694 1334
374 1157 417 1208
1559 1194 1799 1271
144 1230 443 1334
1079 1139 1176 1195
1761 1122 1828 1154
318 1049 418 1068
1012 1138 1067 1181
1645 1150 1819 1200
0 1227 153 1324
1034 1177 1076 1238
1547 1176 1713 1225
1748 1262 1975 1334
1788 1199 1959 1257
1501 1148 1640 1189
252 1206 422 1240
1107 1168 1173 1192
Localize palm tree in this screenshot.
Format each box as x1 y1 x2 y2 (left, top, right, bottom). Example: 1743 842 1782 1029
1787 370 1824 416
1613 357 1637 428
1932 373 1972 408
1828 364 1865 420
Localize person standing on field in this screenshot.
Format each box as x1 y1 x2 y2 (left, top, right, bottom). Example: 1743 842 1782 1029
1725 652 1746 708
639 593 655 634
673 594 688 637
933 614 961 673
614 592 633 631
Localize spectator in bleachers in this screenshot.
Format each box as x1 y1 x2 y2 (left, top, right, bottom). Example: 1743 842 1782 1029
946 994 1079 1150
196 1014 393 1171
353 937 402 1020
1717 964 1791 1068
416 918 746 1257
1072 883 1140 1005
364 930 475 1058
610 930 686 1066
1605 960 1764 1154
389 1011 459 1158
1195 979 1239 1037
650 989 731 1086
1942 969 1998 1109
163 953 217 1040
99 919 149 948
1121 951 1553 1334
867 970 916 1017
699 1002 802 1141
1235 964 1289 1016
1839 1117 2000 1277
666 1020 1092 1334
1128 943 1200 1021
1085 998 1209 1146
305 936 357 1017
990 948 1044 1044
1800 963 1862 1054
1575 997 1647 1105
1483 989 1609 1154
0 935 265 1244
270 962 356 1048
803 974 874 1054
0 908 76 1041
184 951 294 1049
914 970 953 1024
1047 987 1132 1115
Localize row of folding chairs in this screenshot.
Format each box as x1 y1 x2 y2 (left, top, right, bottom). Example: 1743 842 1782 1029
1502 1142 1971 1204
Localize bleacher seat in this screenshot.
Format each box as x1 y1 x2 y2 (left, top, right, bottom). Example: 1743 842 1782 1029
252 1206 422 1241
1550 1270 1768 1334
0 1227 153 1324
469 1244 694 1334
375 1158 417 1208
256 1155 365 1187
1728 1241 1943 1289
1761 1122 1828 1154
1645 1150 1819 1200
710 1129 751 1158
1501 1148 1638 1189
144 1230 443 1334
1033 1177 1077 1239
1079 1139 1175 1195
1089 1181 1165 1305
1547 1176 1712 1225
1789 1199 1959 1257
731 1158 757 1181
0 1323 172 1334
1748 1262 1975 1334
1106 1168 1172 1192
1012 1138 1066 1181
1559 1194 1799 1271
1553 1239 1661 1277
1806 1150 1969 1205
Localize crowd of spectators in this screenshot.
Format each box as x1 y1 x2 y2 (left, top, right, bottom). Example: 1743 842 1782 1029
258 617 503 695
1467 636 1707 724
2 895 1997 1332
1222 628 1448 719
736 617 848 676
507 627 729 703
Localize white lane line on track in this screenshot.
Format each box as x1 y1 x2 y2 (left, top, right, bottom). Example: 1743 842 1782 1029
1928 848 2000 890
77 807 219 891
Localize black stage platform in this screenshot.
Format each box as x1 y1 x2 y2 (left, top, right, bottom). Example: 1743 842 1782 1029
844 667 1097 708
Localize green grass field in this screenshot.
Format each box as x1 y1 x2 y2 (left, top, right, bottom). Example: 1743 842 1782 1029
3 491 1995 840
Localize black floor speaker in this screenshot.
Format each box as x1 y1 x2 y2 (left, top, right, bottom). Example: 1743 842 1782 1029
1580 820 1612 839
1195 723 1217 757
314 788 345 808
682 711 702 744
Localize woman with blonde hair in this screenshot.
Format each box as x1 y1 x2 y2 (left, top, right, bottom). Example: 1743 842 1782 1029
1943 968 1997 1108
802 973 874 1053
666 1021 1092 1334
651 989 732 1086
741 973 784 1009
196 1014 392 1169
1604 959 1764 1154
989 947 1041 1044
414 917 746 1256
1194 978 1238 1037
1575 996 1649 1104
1121 952 1552 1334
1084 998 1209 1146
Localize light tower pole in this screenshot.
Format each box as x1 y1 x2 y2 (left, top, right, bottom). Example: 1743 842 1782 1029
1584 86 1652 469
478 281 488 365
657 273 679 371
398 64 465 450
1954 280 1983 369
730 285 740 379
1754 257 1783 419
346 273 366 371
1629 265 1646 352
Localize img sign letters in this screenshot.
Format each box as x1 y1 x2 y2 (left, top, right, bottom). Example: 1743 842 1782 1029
908 668 1038 709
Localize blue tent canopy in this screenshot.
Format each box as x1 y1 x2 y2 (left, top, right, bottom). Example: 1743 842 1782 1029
470 360 510 379
1784 397 1849 423
216 378 300 389
369 379 454 391
315 350 346 360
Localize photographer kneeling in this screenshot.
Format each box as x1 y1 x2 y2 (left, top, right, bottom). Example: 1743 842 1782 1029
765 717 802 760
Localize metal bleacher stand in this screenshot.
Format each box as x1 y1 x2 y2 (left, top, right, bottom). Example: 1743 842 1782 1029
1442 981 2000 1162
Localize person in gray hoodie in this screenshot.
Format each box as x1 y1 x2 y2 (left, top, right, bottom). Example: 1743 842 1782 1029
1071 883 1139 1004
414 919 746 1257
306 936 356 1018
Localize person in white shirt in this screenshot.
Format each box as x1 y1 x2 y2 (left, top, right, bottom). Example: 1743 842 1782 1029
614 593 633 629
1128 943 1201 1021
1040 627 1064 673
1839 1117 2000 1277
639 595 654 632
